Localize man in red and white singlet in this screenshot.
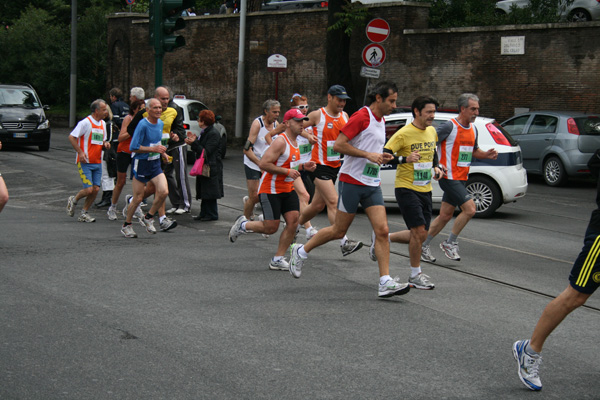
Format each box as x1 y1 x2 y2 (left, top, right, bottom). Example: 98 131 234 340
289 81 411 299
422 93 498 262
298 85 363 256
229 108 316 271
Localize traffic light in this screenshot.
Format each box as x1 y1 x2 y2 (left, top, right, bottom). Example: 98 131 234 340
149 0 195 53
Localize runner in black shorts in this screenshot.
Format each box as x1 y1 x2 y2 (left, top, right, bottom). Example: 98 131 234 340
512 173 600 391
312 164 339 182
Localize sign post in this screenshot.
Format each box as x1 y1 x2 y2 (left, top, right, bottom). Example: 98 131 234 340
267 54 287 101
362 18 389 105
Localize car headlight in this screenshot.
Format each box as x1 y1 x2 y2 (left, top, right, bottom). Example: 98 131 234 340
38 120 50 129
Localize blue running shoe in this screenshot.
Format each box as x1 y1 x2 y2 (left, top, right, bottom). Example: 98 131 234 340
512 340 542 391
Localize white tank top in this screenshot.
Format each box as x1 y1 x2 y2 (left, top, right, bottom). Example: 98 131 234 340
244 116 277 171
339 106 386 187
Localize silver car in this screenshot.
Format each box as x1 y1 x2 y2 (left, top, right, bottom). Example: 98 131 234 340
501 111 600 186
495 0 600 22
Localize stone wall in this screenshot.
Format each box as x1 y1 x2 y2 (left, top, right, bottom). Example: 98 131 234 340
107 3 600 140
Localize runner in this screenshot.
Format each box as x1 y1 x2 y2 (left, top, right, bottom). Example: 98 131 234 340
229 108 316 270
66 99 111 222
296 85 362 255
288 81 410 298
371 95 444 290
421 93 498 261
242 99 280 221
121 99 170 238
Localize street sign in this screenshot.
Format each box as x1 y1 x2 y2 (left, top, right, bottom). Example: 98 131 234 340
365 18 390 43
360 66 381 79
267 54 287 72
126 0 135 4
362 44 386 67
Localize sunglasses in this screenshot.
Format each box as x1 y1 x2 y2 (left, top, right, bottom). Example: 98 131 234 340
297 105 309 110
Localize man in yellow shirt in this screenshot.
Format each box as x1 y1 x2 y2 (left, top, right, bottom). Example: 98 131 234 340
372 95 444 290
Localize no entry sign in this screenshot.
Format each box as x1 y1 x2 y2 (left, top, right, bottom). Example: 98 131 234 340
362 43 386 67
365 18 390 43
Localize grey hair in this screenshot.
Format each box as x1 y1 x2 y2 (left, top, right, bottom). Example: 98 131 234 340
130 87 145 101
263 99 280 114
90 99 106 113
458 93 479 111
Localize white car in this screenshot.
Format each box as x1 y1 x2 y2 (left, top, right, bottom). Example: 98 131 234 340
381 112 528 217
172 96 227 161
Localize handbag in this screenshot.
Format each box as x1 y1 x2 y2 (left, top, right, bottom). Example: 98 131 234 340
190 149 205 176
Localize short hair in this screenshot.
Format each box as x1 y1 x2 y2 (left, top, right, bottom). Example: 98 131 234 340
129 99 145 116
458 93 479 111
291 94 307 107
263 99 280 114
411 95 439 118
90 99 106 113
109 87 123 99
130 87 145 101
365 81 398 104
199 109 216 125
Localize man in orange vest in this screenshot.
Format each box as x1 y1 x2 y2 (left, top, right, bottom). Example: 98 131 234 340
421 93 498 262
66 99 111 222
229 108 316 271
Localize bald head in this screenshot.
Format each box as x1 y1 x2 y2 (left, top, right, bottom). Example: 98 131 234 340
154 87 170 111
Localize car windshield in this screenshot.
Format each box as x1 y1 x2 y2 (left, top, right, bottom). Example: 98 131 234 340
574 116 600 136
0 88 41 108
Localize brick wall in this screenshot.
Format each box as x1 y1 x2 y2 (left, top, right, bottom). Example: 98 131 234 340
107 4 600 140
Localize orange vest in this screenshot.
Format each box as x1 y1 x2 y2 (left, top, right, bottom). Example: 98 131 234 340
438 119 476 181
258 133 300 195
78 117 105 164
311 107 348 168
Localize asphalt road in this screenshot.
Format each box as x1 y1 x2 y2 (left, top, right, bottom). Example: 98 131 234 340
1 129 599 399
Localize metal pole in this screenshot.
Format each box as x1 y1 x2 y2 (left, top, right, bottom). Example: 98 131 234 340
362 78 370 106
275 72 279 101
234 0 247 139
69 0 77 128
155 53 163 87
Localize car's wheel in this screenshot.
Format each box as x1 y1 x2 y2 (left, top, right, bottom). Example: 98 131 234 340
568 9 591 22
543 156 568 186
466 176 502 218
220 133 227 159
39 142 50 151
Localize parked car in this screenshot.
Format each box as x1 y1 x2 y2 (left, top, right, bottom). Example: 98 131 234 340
261 0 327 11
495 0 600 22
500 111 600 186
0 83 51 151
171 96 227 162
381 112 528 217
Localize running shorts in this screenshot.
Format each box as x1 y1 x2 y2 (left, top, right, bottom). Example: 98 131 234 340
245 165 262 180
569 227 600 294
313 164 340 183
439 178 471 207
78 162 102 188
259 191 299 221
337 181 384 214
117 152 133 174
395 187 433 230
133 158 163 184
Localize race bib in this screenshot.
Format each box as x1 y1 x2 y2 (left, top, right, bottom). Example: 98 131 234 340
148 141 161 160
457 146 473 167
413 161 433 186
285 160 301 182
362 162 380 185
326 140 340 161
91 128 104 145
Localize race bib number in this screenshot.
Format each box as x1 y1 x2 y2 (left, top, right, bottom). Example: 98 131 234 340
161 133 170 147
326 140 340 161
457 146 473 167
413 162 433 186
362 162 380 185
299 143 312 156
285 160 301 182
148 141 161 160
91 128 104 145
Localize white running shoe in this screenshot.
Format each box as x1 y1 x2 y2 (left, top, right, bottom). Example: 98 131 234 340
421 244 436 263
368 230 377 262
269 258 289 271
341 239 363 256
122 194 133 218
166 207 177 214
408 273 435 290
289 244 306 278
229 215 247 243
66 196 76 217
513 340 542 391
121 224 137 238
440 239 460 261
378 278 410 298
107 207 118 221
77 212 96 223
305 226 318 241
160 217 178 231
139 216 157 234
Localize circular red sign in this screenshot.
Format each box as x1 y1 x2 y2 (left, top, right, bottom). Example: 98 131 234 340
362 44 386 67
365 18 390 43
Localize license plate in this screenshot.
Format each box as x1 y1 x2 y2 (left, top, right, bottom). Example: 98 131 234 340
13 132 28 138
